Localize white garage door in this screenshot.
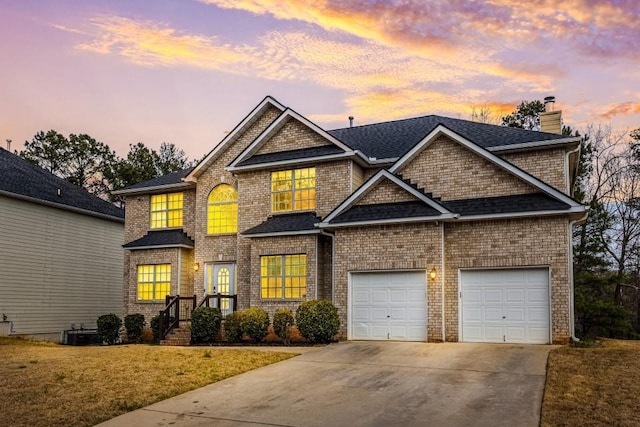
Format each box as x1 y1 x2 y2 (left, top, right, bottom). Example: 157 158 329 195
460 268 550 344
350 271 426 341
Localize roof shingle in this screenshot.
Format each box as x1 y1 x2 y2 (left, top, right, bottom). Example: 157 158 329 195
243 212 321 236
0 148 124 220
123 229 194 249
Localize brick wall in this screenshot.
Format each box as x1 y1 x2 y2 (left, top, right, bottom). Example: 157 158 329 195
444 216 570 343
501 148 567 193
334 222 442 340
399 136 537 200
357 178 419 205
248 234 319 318
255 117 333 155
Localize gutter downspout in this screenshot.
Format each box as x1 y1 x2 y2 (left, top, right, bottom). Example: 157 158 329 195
177 249 182 296
320 231 335 304
565 142 581 196
441 222 446 342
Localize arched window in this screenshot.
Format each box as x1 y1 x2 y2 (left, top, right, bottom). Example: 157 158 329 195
207 184 238 234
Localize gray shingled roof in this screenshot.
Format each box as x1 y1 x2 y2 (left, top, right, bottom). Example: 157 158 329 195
331 201 442 224
122 167 195 191
237 145 345 167
326 193 571 225
243 212 321 236
0 148 124 221
441 193 570 216
327 115 569 160
123 229 194 249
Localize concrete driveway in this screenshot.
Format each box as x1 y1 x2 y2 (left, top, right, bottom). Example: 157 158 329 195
99 342 554 427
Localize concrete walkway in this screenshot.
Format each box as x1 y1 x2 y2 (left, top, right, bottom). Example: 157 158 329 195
98 341 555 427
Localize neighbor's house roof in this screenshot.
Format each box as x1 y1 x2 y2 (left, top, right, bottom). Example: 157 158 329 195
0 148 124 222
122 229 194 250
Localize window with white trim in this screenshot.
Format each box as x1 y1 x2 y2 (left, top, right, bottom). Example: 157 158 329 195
271 168 315 212
260 254 307 299
137 264 171 301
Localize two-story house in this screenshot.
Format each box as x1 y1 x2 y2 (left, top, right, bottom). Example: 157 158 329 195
116 96 587 344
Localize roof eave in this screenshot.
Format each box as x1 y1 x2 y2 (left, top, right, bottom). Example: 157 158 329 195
318 213 458 229
488 136 582 153
240 229 321 238
123 243 194 250
112 182 195 196
453 206 587 221
226 152 359 172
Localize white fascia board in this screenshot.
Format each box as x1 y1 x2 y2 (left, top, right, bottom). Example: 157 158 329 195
322 169 451 224
229 108 354 169
124 244 193 250
488 136 582 153
454 206 588 222
112 182 194 196
318 213 458 229
226 152 357 172
389 125 583 209
185 96 286 181
240 229 321 238
0 190 124 223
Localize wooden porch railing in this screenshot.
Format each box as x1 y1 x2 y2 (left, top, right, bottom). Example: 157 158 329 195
159 294 238 340
158 295 196 340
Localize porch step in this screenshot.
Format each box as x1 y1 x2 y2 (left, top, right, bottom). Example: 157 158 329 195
160 327 191 346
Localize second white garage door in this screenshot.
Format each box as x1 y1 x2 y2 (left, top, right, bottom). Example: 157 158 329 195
460 268 550 344
350 271 426 341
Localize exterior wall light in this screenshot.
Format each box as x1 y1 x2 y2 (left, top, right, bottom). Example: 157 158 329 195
429 267 437 281
194 262 200 272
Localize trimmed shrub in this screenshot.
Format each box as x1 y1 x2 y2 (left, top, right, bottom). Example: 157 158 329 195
124 314 145 343
224 311 245 342
295 300 340 343
191 307 222 344
150 315 161 343
273 308 294 344
97 314 122 345
243 307 270 342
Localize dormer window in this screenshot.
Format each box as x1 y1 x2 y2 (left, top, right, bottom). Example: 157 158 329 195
150 192 183 229
271 167 316 213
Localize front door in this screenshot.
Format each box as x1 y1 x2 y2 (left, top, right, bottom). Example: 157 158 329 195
205 263 235 316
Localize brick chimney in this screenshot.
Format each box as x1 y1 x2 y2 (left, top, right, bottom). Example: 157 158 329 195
540 96 562 134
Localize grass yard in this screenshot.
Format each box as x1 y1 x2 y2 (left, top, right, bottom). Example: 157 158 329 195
542 339 640 426
0 337 296 427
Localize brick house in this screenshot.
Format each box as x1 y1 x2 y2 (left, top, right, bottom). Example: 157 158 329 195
116 96 587 344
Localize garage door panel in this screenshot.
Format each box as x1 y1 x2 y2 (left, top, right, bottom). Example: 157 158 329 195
461 269 550 344
483 289 504 304
351 271 426 341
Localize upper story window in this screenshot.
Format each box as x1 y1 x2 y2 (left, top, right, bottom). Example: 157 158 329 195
271 167 316 213
207 184 238 234
150 192 183 229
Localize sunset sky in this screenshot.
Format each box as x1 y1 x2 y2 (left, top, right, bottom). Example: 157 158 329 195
1 0 639 160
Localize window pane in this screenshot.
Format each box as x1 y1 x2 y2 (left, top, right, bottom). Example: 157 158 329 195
208 185 238 234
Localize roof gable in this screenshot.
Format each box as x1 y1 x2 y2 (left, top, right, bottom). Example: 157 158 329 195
227 108 364 171
186 96 285 181
0 148 124 222
389 125 584 209
320 169 456 227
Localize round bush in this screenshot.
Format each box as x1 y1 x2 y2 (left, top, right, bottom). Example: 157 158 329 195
191 307 222 344
150 315 161 343
224 311 245 342
273 308 294 344
295 300 340 343
243 307 270 342
124 314 145 343
97 313 122 345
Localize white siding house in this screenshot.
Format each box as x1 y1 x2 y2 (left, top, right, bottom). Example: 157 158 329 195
0 148 124 341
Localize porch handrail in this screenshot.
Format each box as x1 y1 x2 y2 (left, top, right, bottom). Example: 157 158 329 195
158 294 197 340
197 294 238 312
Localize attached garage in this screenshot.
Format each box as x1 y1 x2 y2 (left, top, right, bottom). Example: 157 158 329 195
460 268 550 344
349 271 427 341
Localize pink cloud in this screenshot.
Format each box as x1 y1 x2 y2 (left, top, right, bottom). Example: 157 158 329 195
600 102 640 119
